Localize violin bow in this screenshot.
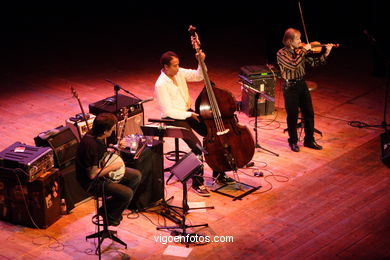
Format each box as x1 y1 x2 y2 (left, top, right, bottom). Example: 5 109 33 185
298 0 310 44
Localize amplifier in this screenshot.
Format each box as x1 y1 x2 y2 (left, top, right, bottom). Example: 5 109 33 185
65 114 96 141
240 64 280 79
240 65 278 116
117 112 144 136
0 142 54 182
34 126 79 169
89 94 145 137
89 94 143 121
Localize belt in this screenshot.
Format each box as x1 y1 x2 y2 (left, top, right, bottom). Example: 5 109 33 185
284 78 304 84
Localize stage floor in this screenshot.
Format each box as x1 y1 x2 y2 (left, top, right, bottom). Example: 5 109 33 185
0 30 389 259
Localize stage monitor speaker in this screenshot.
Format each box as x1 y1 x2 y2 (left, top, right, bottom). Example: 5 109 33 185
380 131 390 167
170 152 203 183
0 168 61 228
34 126 79 169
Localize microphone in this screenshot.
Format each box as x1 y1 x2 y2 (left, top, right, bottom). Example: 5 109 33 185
105 79 116 85
138 97 154 105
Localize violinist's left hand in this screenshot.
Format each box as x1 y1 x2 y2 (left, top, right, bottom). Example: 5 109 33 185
324 44 333 57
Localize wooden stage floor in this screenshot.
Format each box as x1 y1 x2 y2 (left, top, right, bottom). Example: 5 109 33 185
0 36 389 259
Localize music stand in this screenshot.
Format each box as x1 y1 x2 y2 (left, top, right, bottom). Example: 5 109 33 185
156 151 210 247
141 125 213 225
241 81 279 157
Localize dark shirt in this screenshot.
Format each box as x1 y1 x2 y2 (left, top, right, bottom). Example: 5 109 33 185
75 132 107 189
277 47 326 80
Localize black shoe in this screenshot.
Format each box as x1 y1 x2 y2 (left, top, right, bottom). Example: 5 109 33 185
215 174 236 185
289 143 300 152
304 141 323 150
107 218 121 226
191 185 210 197
97 207 122 226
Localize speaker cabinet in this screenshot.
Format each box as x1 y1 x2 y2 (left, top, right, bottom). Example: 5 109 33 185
240 65 278 117
0 168 61 228
380 131 390 167
241 82 275 117
89 94 144 138
34 126 79 169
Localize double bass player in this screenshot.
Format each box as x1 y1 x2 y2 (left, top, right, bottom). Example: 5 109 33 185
155 50 236 197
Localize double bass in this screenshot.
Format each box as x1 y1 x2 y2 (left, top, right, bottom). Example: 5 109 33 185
189 26 255 173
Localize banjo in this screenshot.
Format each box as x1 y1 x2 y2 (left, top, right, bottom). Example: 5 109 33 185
103 107 129 183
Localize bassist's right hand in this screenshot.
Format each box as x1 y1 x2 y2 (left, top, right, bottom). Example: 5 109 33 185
191 112 201 122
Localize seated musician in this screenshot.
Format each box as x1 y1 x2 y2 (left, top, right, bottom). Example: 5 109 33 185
154 51 235 197
75 113 141 226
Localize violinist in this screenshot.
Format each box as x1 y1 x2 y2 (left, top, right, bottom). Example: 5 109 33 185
155 51 235 196
276 28 333 152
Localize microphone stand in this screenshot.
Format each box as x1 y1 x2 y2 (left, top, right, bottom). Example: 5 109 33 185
106 79 142 101
105 79 143 144
358 31 390 131
243 83 279 157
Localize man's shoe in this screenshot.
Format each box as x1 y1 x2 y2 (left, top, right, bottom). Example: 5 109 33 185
289 143 300 152
215 174 236 185
107 218 121 226
304 141 323 150
191 185 210 197
97 207 122 226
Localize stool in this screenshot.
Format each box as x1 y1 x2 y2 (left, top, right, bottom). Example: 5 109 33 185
86 196 127 255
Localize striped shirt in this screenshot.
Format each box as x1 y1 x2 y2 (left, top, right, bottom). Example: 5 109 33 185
277 47 326 80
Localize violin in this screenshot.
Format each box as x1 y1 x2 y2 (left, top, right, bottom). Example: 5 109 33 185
296 41 340 54
297 0 339 55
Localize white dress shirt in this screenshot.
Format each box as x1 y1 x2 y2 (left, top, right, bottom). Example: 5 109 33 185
155 66 204 120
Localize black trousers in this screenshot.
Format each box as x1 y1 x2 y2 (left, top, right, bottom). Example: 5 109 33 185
88 168 141 221
166 112 208 186
282 79 315 145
